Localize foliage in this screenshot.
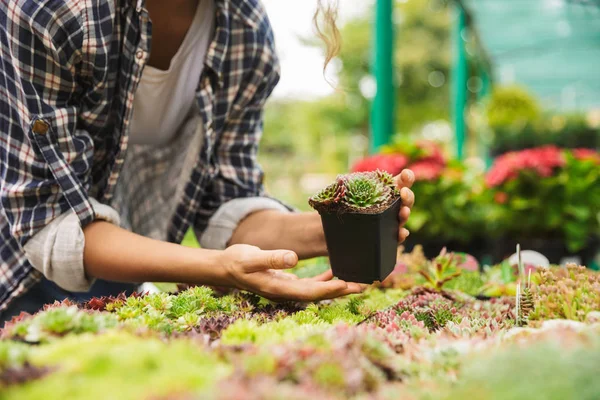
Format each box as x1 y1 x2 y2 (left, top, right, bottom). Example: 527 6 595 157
485 85 600 154
309 171 399 212
485 147 600 252
485 85 541 131
417 249 465 291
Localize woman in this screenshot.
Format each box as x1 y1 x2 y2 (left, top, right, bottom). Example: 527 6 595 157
0 0 414 322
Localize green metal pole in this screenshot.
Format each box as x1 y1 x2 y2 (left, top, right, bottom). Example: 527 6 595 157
478 67 492 169
452 6 467 160
370 0 395 154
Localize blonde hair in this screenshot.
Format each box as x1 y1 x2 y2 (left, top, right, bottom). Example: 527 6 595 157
313 0 341 76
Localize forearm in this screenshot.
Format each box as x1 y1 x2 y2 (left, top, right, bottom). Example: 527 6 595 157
83 221 227 286
229 211 327 259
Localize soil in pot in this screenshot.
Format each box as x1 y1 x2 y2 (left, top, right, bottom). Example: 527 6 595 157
309 171 402 284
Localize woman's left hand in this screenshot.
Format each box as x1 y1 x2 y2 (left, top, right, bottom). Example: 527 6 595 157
394 169 415 243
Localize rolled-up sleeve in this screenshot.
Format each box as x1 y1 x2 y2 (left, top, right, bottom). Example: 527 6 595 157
23 199 120 292
198 197 290 250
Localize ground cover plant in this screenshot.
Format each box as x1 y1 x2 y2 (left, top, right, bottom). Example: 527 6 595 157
1 250 600 400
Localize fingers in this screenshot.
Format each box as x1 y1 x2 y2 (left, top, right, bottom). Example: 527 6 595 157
242 249 298 273
399 227 410 243
263 274 365 302
400 187 415 208
397 169 415 189
398 206 411 226
293 280 362 301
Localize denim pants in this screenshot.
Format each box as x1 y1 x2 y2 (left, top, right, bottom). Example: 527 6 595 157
0 278 137 325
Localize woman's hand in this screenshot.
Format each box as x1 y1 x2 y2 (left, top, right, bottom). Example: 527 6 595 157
221 244 364 302
394 169 415 243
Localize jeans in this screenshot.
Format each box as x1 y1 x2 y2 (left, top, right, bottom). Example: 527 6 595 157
0 278 137 325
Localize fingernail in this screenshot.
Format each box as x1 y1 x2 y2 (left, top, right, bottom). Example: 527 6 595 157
284 253 297 267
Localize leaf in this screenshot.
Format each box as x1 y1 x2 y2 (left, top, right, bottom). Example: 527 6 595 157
565 205 591 221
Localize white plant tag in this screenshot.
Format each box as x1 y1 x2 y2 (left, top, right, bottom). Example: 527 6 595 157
508 250 550 269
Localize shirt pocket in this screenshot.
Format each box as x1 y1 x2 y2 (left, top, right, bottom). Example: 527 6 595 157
27 115 96 226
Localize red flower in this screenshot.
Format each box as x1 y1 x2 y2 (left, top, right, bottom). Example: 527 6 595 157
486 146 566 187
573 148 600 164
410 160 444 181
415 140 446 166
351 153 408 175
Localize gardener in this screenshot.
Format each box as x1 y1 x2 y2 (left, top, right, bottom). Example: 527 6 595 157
0 0 415 322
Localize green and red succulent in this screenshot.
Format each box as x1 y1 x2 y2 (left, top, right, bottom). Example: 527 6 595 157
309 170 400 212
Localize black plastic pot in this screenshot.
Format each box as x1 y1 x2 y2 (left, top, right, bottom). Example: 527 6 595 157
318 198 402 284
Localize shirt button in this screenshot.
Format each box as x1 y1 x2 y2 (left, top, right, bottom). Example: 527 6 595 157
32 119 49 135
136 50 145 60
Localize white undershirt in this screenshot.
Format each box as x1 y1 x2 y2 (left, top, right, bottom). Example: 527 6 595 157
130 0 215 145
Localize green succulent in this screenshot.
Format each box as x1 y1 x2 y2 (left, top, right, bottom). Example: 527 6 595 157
343 174 389 209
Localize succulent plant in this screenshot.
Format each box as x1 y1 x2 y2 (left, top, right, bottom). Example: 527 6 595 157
195 316 237 341
342 173 390 209
309 171 400 212
376 170 401 195
417 248 464 291
520 286 534 318
308 180 346 208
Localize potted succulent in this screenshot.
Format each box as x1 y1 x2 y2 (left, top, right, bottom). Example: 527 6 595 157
309 170 402 283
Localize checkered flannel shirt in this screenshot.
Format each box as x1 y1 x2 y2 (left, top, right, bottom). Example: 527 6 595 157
0 0 280 311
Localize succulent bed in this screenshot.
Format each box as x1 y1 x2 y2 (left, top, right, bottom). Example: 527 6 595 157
1 249 600 400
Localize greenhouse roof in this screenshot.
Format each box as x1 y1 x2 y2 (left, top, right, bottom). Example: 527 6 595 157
459 0 600 111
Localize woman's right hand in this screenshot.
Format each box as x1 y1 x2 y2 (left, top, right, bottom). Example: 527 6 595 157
221 244 364 302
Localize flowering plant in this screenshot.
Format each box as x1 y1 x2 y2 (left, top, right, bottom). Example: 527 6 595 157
352 139 485 245
485 146 600 252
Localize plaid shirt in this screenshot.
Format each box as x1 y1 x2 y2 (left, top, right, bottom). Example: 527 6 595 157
0 0 280 311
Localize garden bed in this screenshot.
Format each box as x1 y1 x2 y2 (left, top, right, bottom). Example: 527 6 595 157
1 249 599 400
